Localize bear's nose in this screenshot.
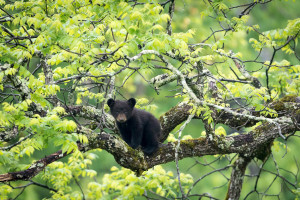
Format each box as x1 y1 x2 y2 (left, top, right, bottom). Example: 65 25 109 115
117 114 127 123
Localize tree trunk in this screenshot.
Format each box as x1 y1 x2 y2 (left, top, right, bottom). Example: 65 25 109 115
226 156 251 200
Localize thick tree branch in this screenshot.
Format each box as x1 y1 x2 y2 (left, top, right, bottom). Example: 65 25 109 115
0 150 67 182
1 56 299 182
84 119 296 174
0 98 298 181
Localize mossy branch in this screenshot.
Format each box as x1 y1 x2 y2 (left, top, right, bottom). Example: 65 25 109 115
0 104 298 182
82 119 295 174
0 150 67 182
1 61 299 182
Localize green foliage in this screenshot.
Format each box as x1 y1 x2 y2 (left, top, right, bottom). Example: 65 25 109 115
41 151 98 199
87 166 193 199
0 0 300 199
250 18 300 53
0 185 12 200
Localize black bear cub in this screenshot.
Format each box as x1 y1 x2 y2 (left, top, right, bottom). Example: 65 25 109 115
107 98 161 155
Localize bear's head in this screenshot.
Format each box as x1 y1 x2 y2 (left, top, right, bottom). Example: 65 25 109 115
107 98 136 123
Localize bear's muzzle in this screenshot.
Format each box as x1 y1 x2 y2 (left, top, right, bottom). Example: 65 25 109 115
116 113 127 123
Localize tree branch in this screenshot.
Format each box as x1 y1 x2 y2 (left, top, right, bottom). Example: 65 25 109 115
0 150 67 182
84 119 296 174
225 156 251 200
0 98 298 181
166 0 175 35
1 55 299 181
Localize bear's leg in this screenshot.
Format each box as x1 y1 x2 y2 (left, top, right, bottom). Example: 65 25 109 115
117 125 132 147
141 128 159 155
121 133 132 146
130 127 143 149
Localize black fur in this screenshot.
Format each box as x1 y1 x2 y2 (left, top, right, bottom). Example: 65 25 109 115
107 98 161 155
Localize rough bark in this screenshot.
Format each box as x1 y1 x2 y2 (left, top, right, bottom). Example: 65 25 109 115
0 150 66 182
0 115 296 182
0 80 299 182
225 156 251 200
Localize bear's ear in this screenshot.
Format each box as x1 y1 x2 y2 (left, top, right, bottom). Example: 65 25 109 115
128 98 136 108
107 98 115 107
